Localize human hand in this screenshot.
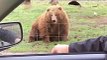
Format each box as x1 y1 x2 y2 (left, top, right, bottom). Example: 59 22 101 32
51 44 69 54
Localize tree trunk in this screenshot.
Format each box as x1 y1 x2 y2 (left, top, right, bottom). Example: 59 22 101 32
49 0 59 5
23 0 31 9
24 0 31 5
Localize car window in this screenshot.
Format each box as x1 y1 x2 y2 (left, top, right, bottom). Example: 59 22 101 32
1 0 107 55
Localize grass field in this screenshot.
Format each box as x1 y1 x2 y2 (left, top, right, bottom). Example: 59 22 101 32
2 0 107 53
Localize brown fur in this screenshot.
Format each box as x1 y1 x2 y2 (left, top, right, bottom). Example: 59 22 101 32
29 5 69 43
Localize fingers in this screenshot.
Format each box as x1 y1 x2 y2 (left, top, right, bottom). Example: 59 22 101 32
51 47 57 53
51 44 69 54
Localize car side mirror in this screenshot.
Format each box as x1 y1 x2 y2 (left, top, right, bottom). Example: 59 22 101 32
0 22 23 51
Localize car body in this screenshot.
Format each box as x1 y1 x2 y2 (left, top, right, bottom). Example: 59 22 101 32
0 0 106 60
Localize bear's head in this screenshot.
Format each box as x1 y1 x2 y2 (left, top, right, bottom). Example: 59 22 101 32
45 5 65 24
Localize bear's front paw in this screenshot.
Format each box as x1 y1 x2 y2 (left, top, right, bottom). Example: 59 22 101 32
28 36 36 43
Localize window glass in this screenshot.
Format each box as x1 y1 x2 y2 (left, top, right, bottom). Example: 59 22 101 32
1 0 107 55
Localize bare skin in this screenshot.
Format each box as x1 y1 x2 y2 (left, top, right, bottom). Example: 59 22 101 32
51 44 69 54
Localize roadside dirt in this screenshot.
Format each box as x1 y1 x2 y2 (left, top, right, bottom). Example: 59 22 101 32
87 16 107 24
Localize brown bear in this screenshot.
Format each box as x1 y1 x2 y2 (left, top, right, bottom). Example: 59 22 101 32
29 5 69 43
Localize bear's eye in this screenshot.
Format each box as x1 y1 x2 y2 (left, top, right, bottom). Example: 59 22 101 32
50 14 53 16
58 7 62 10
55 14 58 16
47 9 50 12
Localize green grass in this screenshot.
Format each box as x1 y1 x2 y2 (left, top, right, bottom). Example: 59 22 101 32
2 1 107 53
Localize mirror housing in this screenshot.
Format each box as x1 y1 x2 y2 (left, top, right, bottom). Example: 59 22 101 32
0 22 23 51
0 0 24 21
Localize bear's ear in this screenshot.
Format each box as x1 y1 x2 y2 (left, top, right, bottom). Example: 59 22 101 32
47 9 50 12
58 7 62 10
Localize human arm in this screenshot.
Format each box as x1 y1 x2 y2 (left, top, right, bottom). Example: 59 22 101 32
0 28 18 44
51 36 107 53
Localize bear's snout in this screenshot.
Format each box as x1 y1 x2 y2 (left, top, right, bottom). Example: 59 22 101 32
52 20 56 23
51 15 57 23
